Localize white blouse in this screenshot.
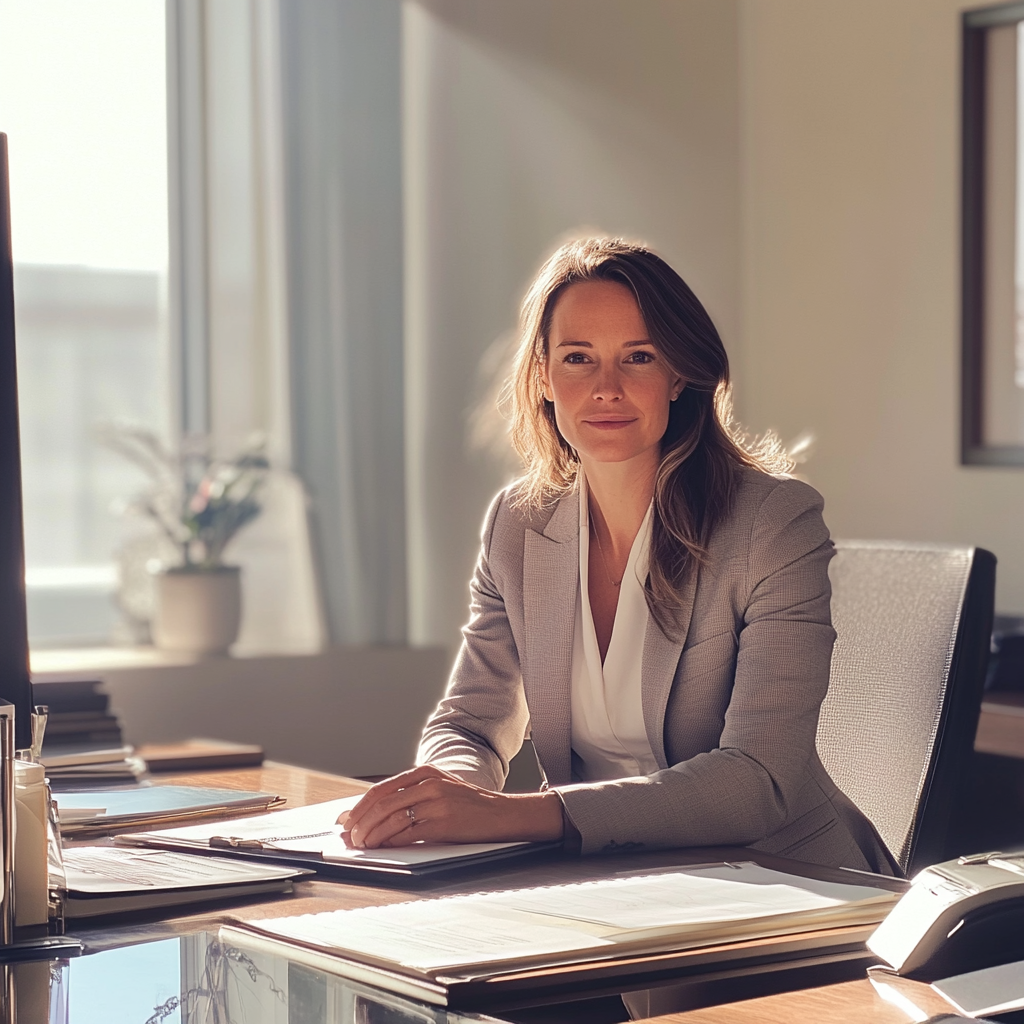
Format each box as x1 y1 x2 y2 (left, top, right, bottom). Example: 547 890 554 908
569 474 660 782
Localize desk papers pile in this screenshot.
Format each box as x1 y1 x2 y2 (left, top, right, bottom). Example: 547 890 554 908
42 744 146 788
223 862 900 979
119 797 555 877
61 847 309 919
56 786 284 839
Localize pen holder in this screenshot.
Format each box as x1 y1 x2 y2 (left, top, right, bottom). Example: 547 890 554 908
0 703 81 969
45 787 67 934
13 760 47 930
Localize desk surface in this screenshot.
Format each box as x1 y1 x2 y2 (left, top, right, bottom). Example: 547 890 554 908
56 761 908 1019
647 975 958 1024
977 690 1024 759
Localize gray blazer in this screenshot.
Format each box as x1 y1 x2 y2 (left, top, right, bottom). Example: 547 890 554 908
418 467 898 875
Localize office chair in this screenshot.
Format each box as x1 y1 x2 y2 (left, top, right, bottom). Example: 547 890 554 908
816 540 996 877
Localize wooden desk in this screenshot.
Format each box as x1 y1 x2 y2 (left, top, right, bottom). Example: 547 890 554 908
63 761 906 1018
976 690 1024 759
642 975 958 1024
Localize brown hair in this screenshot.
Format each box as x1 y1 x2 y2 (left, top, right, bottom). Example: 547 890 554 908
506 237 791 635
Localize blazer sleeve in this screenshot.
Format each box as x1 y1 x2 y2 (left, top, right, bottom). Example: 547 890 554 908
556 478 837 854
415 491 530 791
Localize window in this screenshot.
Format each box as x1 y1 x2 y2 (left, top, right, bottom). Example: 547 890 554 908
0 0 170 644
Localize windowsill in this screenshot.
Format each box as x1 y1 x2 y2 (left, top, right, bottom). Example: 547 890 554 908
29 644 321 677
26 644 452 779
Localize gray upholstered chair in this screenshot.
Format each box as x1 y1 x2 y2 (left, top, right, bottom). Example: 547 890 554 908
816 540 996 876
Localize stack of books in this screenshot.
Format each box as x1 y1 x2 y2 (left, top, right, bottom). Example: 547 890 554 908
33 678 145 788
35 678 123 746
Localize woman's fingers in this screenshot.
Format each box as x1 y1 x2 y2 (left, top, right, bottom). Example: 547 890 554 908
358 804 429 849
345 774 480 849
344 773 453 848
343 794 414 848
340 764 447 831
352 780 499 849
338 768 563 850
343 793 445 849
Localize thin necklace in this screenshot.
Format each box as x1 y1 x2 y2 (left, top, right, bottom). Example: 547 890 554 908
591 518 622 588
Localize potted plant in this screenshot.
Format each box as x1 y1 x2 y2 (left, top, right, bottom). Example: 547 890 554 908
100 425 269 655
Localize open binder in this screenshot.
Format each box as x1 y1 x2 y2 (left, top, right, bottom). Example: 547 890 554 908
219 861 903 1008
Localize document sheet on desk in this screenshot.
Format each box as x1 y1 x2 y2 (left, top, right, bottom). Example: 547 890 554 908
63 847 304 893
234 861 899 974
120 796 533 867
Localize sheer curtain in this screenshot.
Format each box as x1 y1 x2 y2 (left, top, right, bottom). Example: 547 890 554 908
168 0 341 653
277 0 407 645
171 0 407 648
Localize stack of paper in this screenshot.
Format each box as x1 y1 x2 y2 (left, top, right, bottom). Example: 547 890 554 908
222 862 901 982
56 786 285 839
61 847 310 918
42 744 146 788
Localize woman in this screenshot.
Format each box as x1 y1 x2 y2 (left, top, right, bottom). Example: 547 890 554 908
342 237 896 877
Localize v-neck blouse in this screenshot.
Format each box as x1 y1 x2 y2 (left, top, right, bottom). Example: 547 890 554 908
569 475 660 782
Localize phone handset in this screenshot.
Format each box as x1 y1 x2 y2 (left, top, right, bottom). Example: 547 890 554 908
868 853 1024 980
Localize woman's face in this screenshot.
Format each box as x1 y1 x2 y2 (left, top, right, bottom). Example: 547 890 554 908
540 279 684 470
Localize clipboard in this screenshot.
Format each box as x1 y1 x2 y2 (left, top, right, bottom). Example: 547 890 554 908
117 796 563 880
55 786 286 839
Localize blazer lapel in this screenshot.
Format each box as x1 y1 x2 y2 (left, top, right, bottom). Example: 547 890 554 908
641 560 698 769
522 493 578 787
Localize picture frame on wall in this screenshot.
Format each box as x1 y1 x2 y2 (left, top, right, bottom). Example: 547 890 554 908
963 2 1024 465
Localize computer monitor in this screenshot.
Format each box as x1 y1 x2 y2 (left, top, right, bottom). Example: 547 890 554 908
0 133 35 749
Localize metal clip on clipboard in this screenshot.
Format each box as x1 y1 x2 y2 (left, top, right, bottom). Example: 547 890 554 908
209 830 333 851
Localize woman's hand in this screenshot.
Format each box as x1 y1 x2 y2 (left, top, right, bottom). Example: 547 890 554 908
338 764 564 849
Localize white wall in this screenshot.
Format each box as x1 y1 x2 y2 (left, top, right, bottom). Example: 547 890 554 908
35 646 450 778
404 0 1024 623
404 0 743 651
35 0 1018 777
737 0 1024 614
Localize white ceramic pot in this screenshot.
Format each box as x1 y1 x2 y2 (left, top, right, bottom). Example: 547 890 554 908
152 566 242 656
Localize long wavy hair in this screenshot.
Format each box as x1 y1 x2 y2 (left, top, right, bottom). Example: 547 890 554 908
506 237 791 635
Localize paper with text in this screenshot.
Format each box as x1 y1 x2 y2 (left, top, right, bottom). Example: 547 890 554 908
248 861 898 972
261 900 613 970
63 847 303 893
120 796 531 867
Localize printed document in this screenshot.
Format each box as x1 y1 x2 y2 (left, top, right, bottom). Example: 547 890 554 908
120 796 532 867
240 861 899 973
64 846 303 893
61 847 309 919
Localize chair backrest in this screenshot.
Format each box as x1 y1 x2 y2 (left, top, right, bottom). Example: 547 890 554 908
816 540 995 876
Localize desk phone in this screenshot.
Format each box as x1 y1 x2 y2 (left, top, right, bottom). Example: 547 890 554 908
868 852 1024 980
